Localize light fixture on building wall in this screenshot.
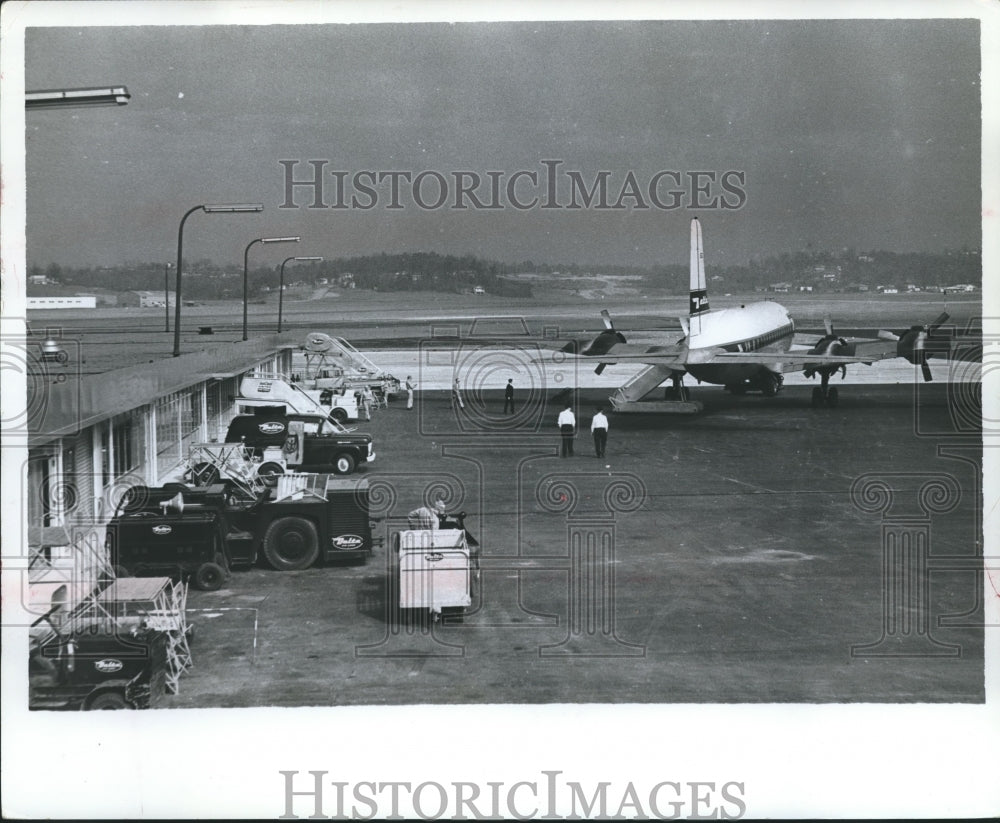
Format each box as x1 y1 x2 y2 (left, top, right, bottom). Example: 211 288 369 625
25 86 131 109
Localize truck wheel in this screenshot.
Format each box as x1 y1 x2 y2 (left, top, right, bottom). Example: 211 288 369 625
113 564 133 578
330 408 349 424
263 517 320 570
333 453 356 475
194 561 226 591
257 462 284 487
191 463 220 487
87 691 130 710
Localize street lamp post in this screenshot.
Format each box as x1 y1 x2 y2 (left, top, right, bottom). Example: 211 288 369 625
278 256 323 333
174 203 263 357
164 262 172 332
243 236 300 341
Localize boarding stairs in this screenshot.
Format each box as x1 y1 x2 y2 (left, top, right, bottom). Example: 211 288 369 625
298 333 401 401
608 364 703 414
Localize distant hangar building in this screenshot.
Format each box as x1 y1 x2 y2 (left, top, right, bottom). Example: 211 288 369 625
117 290 175 308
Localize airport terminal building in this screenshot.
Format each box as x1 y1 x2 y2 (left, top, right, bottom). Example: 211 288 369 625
25 336 294 617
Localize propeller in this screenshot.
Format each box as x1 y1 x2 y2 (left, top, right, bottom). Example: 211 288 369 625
808 317 849 357
802 317 851 381
880 311 950 382
558 310 628 374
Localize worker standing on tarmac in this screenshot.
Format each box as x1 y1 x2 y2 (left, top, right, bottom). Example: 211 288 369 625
557 403 576 457
452 377 465 410
405 376 415 410
361 386 374 421
591 406 609 458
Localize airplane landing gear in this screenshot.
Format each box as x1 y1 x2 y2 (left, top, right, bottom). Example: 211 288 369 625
663 373 689 402
811 385 839 408
811 370 841 408
760 372 783 397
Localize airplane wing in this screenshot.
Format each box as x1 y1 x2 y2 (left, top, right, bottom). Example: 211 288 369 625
548 341 688 370
546 344 889 369
542 312 965 380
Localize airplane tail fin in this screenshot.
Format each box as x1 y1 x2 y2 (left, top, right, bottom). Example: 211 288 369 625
689 218 710 334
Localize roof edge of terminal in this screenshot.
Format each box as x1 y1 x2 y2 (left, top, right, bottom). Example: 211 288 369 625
27 334 297 446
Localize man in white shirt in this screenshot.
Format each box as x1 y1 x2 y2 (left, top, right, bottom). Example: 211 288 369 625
405 376 415 410
591 407 609 458
407 498 447 529
557 403 576 457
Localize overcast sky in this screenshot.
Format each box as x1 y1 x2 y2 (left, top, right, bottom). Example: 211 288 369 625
23 17 982 269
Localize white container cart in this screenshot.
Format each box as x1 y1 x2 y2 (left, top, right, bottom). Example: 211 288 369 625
397 529 475 618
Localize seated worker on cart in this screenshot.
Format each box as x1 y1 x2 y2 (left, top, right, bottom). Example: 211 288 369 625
406 498 480 553
407 499 447 530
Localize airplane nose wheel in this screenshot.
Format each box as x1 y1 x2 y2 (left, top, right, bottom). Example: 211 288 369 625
761 373 783 397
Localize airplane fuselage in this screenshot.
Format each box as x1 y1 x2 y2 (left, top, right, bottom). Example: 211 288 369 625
685 301 795 387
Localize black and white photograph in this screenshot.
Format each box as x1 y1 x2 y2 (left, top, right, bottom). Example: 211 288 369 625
1 0 997 818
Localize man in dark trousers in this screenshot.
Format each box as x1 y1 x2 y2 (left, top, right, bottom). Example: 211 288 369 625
503 379 515 413
591 406 609 457
557 403 576 457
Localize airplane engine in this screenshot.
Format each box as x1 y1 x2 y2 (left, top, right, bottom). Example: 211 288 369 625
879 312 949 382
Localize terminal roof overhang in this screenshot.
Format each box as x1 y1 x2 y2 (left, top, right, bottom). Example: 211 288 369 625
26 336 296 447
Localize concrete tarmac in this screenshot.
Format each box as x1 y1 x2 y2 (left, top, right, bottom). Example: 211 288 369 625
166 382 984 706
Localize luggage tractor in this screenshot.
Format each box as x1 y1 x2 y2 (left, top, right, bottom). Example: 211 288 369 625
106 474 377 589
29 614 169 711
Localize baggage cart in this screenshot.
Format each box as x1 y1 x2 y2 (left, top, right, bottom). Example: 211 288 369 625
396 529 476 619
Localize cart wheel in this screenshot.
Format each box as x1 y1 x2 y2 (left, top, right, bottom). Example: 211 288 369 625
194 561 226 591
330 408 349 424
113 564 133 579
257 462 284 487
191 463 220 487
87 691 130 710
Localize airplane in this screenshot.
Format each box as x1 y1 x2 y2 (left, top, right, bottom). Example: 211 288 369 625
555 218 959 413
